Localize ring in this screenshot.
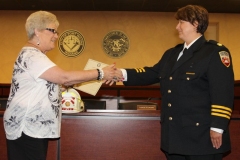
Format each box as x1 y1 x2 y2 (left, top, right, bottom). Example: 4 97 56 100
113 76 118 81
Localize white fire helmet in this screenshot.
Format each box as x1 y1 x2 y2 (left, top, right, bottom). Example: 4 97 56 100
61 88 84 113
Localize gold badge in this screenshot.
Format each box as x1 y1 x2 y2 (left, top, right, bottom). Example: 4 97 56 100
219 51 230 67
58 29 85 58
65 101 70 107
102 30 129 58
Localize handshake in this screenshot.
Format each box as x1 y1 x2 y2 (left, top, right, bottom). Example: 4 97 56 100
101 64 124 85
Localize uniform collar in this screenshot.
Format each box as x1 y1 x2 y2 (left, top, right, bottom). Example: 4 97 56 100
184 35 202 49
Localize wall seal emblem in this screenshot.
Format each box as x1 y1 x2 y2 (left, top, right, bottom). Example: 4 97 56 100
102 30 129 58
58 29 85 58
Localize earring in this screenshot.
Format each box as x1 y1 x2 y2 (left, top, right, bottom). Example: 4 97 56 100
37 37 40 45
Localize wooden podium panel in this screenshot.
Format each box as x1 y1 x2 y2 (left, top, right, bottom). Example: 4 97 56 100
224 119 240 160
0 114 7 160
1 109 240 160
59 112 240 160
60 112 165 160
120 89 160 98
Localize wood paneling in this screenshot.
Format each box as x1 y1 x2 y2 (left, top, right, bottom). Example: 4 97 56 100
1 82 240 112
60 112 164 160
120 89 160 98
1 110 240 159
0 113 7 160
0 84 10 98
223 120 240 160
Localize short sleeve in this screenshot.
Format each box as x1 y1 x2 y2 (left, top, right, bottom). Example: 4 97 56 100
19 47 56 80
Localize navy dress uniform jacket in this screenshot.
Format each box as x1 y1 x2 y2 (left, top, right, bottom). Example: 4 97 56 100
123 36 234 155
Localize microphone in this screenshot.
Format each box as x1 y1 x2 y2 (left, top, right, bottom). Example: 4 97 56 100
147 97 152 103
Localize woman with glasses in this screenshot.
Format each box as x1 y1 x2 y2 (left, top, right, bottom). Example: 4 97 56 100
3 11 119 160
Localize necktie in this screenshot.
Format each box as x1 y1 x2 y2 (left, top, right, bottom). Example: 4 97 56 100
177 48 187 61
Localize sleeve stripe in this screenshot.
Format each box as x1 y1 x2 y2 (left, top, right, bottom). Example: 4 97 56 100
211 109 231 116
134 68 139 73
211 105 232 112
134 68 146 73
211 113 231 119
141 68 145 72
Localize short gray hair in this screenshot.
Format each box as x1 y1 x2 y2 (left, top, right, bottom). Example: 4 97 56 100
25 11 59 40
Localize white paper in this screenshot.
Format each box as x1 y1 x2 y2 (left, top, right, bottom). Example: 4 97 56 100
74 59 108 96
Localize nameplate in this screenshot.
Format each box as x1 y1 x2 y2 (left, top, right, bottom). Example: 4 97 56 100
137 105 157 110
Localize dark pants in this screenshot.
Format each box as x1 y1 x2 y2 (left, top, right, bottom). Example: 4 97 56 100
6 132 49 160
164 151 223 160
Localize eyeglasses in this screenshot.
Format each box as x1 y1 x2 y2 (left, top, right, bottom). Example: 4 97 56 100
45 28 58 34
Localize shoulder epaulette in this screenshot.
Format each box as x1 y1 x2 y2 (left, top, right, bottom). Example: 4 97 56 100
207 40 224 47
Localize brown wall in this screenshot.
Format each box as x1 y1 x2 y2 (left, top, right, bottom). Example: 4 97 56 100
0 10 240 83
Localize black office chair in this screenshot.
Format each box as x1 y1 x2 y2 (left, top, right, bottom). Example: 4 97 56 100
118 101 158 110
83 99 106 110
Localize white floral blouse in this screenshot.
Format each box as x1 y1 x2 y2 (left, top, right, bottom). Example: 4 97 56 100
3 47 62 140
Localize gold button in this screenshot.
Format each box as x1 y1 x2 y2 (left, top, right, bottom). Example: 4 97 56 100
186 77 190 80
169 117 172 120
169 77 172 80
168 103 171 107
196 123 199 126
168 90 171 93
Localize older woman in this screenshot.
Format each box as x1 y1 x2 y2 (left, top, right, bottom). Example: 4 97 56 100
3 11 119 160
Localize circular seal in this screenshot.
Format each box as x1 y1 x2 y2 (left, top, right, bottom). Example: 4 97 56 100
58 29 85 58
103 30 129 58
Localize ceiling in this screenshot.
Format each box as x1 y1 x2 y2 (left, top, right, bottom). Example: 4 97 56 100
1 0 240 13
